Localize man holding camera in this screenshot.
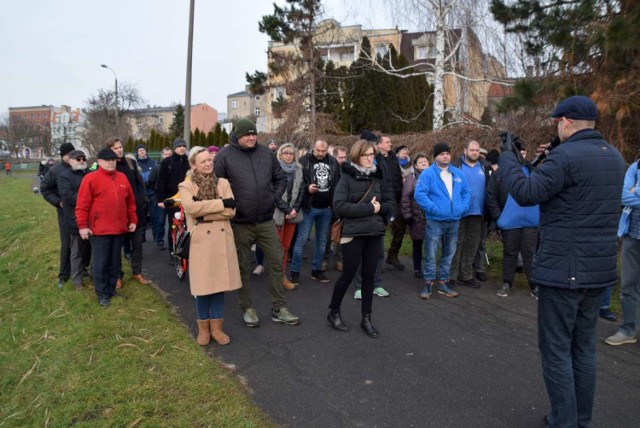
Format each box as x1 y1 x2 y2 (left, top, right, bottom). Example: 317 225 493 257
499 96 625 427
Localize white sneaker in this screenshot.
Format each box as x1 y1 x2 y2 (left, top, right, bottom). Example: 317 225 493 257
252 265 264 275
605 331 637 346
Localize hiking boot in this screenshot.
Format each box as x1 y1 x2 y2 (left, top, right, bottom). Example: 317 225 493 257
374 287 389 297
437 281 459 298
320 261 329 272
458 277 480 288
327 310 349 332
116 279 123 289
132 274 149 285
475 272 487 281
311 270 330 283
334 262 343 271
282 275 296 290
98 298 110 307
497 283 512 297
385 254 405 270
252 265 264 275
599 308 617 322
354 289 362 300
420 282 432 300
271 307 299 326
530 287 539 300
605 331 638 346
290 272 300 286
243 308 259 327
56 280 65 289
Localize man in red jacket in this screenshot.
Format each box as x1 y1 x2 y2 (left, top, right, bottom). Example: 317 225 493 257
76 148 138 307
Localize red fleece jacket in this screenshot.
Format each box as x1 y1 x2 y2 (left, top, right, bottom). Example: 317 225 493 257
75 167 138 235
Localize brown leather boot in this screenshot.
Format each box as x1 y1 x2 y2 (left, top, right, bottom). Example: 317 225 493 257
196 319 210 346
282 275 297 290
210 319 230 345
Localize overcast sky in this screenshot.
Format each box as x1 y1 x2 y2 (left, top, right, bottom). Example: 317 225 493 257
0 0 399 118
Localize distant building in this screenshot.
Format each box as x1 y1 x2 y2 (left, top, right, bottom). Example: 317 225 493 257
8 105 85 158
127 103 219 139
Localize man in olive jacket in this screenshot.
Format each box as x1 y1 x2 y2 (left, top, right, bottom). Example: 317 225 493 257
215 118 299 328
499 96 625 428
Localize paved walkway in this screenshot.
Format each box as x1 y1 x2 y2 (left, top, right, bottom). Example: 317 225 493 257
142 233 640 427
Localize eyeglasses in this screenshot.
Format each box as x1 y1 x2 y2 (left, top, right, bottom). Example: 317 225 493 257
360 152 375 158
282 152 295 155
74 157 87 161
337 156 347 160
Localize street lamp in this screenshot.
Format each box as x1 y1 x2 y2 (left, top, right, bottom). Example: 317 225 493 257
100 64 118 127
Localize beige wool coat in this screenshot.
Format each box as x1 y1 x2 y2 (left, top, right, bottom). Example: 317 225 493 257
178 178 242 296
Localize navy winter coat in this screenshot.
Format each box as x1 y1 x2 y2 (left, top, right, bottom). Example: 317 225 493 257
499 129 625 289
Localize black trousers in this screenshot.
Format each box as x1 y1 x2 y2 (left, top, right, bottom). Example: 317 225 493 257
501 227 537 285
387 207 406 257
330 235 383 315
56 208 71 282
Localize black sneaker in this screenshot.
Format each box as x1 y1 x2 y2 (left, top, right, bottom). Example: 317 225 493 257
458 277 480 288
530 287 539 300
290 272 300 285
475 272 487 281
599 308 617 322
311 270 330 283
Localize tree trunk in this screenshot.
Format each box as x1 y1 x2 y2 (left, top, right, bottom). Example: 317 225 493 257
432 5 447 130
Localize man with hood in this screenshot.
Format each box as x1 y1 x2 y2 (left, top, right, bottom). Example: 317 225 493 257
215 118 299 328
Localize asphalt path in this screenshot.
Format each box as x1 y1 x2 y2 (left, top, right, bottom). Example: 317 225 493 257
138 229 640 428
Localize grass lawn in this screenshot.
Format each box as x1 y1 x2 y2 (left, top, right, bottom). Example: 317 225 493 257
385 222 621 312
0 175 275 427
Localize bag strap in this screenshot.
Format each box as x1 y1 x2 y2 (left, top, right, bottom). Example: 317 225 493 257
336 179 375 224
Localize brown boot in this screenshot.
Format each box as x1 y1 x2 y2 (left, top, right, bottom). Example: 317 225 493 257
196 319 211 346
283 275 297 290
210 319 230 345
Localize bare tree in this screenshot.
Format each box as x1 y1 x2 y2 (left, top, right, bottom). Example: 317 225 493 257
81 83 145 156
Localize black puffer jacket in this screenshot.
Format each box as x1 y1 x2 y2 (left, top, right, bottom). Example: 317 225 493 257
499 128 625 289
215 136 287 224
116 157 147 227
58 168 90 234
155 152 190 202
333 162 395 238
379 151 403 204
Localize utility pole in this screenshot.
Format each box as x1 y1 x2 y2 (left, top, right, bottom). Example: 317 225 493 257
184 0 195 149
100 64 118 128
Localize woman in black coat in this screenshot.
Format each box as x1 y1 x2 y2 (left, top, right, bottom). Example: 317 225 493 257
327 139 395 338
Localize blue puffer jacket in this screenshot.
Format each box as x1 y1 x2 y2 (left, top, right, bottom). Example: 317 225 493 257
499 129 625 289
413 164 471 222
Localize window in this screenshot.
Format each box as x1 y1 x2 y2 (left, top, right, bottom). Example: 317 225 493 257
254 107 261 116
274 86 286 99
340 52 354 61
232 100 237 109
416 45 436 59
374 44 388 60
255 96 260 101
158 117 164 125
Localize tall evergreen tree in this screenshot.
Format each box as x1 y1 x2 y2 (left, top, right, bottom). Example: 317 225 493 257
169 104 185 139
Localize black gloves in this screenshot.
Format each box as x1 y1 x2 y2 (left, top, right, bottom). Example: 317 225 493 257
500 132 525 165
222 198 237 208
163 198 175 207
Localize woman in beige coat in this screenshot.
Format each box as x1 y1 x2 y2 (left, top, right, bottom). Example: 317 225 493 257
179 146 241 346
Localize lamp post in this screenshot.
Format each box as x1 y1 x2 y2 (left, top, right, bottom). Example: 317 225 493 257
100 64 118 127
184 0 195 149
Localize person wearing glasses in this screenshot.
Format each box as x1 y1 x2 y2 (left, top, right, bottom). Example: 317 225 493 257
499 96 625 427
59 150 91 290
327 139 395 338
271 143 305 290
179 146 241 346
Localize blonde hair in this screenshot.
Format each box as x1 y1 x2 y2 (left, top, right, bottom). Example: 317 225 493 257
188 146 208 165
277 143 297 161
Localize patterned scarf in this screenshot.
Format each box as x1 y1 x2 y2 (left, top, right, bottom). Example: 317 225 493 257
191 170 218 200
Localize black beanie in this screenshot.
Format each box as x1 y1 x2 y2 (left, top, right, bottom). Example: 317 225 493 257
59 143 75 158
136 144 147 152
360 130 379 142
173 138 187 150
433 142 450 158
486 149 500 165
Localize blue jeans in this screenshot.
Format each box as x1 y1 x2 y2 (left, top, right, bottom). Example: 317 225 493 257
90 234 124 300
423 219 459 282
290 207 332 272
538 285 605 428
619 236 640 336
600 286 612 309
150 196 165 245
195 293 225 319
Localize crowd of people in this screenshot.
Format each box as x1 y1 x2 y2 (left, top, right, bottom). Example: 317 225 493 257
38 96 639 428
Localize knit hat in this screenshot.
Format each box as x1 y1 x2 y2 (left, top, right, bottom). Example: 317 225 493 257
67 150 86 159
207 145 220 153
433 142 451 158
394 145 408 154
173 138 187 150
551 95 598 120
59 143 75 158
234 119 257 139
97 148 117 160
360 130 379 142
136 144 147 152
486 149 500 165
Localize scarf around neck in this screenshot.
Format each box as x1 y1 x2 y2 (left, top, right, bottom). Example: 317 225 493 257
352 162 377 176
279 159 297 175
190 170 218 200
